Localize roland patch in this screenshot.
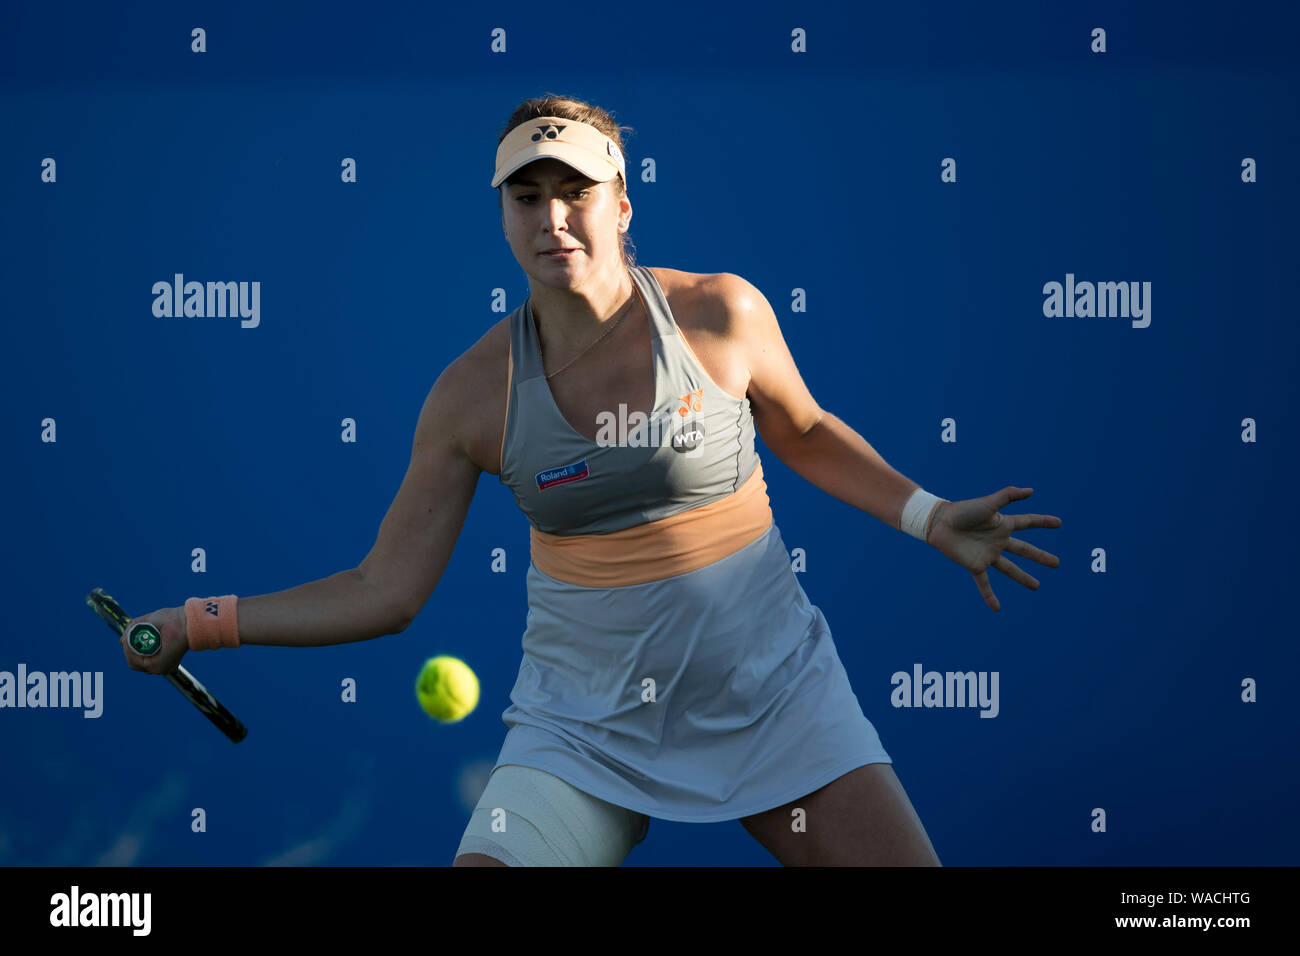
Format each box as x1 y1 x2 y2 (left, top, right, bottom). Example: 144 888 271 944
536 458 590 491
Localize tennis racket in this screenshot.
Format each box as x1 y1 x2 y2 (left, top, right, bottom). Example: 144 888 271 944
86 587 248 743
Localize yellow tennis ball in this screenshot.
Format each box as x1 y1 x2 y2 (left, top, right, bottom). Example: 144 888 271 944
415 655 479 723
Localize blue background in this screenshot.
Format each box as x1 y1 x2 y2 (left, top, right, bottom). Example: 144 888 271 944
1 0 1296 866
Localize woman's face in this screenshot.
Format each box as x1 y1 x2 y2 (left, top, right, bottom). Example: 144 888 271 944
500 157 631 289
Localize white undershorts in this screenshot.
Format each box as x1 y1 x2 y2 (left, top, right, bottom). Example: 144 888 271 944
455 763 651 866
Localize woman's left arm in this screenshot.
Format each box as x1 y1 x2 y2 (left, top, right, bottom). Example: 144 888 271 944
717 274 1062 611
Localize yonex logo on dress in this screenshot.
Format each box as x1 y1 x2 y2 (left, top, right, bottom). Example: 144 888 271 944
532 124 566 142
204 600 219 617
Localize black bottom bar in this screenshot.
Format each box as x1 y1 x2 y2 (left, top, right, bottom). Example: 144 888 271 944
1 865 1289 942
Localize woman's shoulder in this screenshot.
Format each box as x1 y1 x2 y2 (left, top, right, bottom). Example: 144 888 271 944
649 266 763 342
649 264 764 305
428 317 512 474
645 265 715 302
648 266 753 399
440 315 510 387
646 266 732 332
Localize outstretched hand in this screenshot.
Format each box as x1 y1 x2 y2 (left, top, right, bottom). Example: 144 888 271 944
925 487 1062 612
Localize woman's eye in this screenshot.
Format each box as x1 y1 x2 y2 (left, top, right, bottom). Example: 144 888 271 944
518 190 588 203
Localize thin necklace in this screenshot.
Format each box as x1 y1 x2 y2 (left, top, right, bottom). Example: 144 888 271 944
538 284 642 379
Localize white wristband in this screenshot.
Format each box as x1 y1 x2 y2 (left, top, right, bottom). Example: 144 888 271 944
901 489 945 542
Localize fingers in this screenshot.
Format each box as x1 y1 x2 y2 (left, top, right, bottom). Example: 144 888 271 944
121 631 147 672
972 500 1060 608
973 570 1000 612
997 486 1036 509
1009 512 1062 531
1004 537 1061 568
994 555 1039 590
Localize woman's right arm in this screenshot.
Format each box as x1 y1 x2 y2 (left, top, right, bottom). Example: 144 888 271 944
122 354 488 673
241 359 483 646
353 359 484 635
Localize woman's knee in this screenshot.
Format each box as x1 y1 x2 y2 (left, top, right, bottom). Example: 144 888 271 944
455 764 645 866
452 852 509 867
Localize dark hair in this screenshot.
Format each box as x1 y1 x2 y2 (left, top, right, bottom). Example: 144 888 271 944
495 93 637 269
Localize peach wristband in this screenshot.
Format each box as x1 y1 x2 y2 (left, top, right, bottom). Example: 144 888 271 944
185 595 241 650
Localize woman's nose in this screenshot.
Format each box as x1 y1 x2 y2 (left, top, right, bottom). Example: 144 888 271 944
544 198 568 222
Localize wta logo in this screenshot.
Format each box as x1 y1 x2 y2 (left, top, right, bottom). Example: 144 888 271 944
536 458 590 491
670 419 706 454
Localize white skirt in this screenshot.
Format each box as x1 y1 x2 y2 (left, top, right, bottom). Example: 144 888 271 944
490 522 894 824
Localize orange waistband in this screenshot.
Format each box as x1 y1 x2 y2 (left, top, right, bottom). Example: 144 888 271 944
529 462 774 588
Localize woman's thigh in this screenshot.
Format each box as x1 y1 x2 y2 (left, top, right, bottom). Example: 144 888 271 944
739 763 941 866
453 763 650 867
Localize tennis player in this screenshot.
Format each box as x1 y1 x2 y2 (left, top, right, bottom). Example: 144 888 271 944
120 94 1062 867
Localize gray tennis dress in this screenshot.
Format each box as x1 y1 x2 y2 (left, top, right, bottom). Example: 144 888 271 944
493 265 892 824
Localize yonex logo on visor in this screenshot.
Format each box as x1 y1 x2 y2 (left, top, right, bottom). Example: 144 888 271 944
492 115 625 188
